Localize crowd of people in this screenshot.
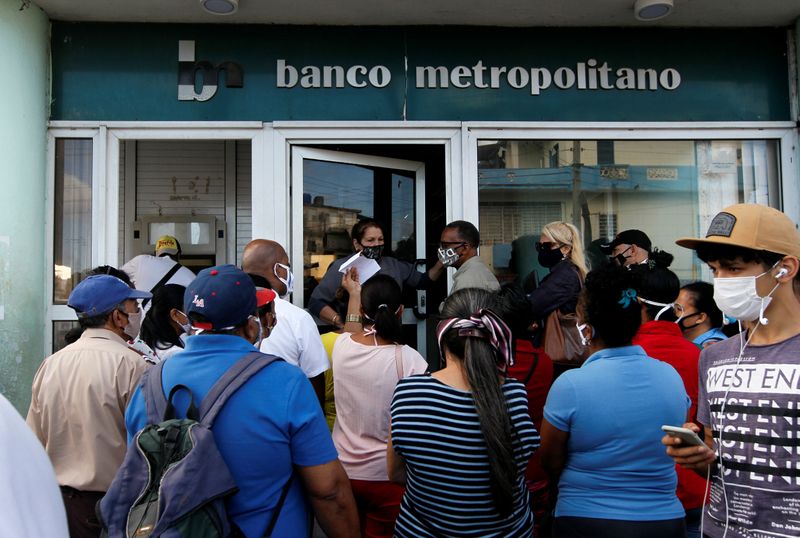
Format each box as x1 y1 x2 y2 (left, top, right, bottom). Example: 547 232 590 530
7 202 800 538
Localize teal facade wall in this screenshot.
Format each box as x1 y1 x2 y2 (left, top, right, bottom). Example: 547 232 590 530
51 24 790 122
0 0 50 412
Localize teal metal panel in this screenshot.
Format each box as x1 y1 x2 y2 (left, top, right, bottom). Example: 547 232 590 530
51 23 791 122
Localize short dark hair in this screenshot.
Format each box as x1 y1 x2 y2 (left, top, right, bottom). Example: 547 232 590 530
87 265 133 287
581 265 641 347
351 219 385 243
631 249 680 322
681 281 723 328
695 243 783 268
445 220 480 248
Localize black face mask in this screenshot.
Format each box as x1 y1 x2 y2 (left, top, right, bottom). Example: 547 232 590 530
677 312 702 331
361 245 384 260
538 247 563 268
611 246 632 267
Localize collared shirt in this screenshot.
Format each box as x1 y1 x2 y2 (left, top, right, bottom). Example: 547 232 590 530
26 328 148 491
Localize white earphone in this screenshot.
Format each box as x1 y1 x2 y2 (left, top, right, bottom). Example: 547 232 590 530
775 267 789 279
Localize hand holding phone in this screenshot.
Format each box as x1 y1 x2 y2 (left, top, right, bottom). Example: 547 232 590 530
661 425 705 447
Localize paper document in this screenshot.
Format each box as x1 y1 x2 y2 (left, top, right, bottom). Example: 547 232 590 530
338 252 381 283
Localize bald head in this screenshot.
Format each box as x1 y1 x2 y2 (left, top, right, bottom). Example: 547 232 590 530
242 239 290 295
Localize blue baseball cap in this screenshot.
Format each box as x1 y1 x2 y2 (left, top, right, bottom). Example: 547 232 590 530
68 275 152 317
184 265 257 331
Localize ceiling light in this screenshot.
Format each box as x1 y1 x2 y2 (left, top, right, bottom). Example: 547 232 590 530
200 0 238 15
634 0 673 21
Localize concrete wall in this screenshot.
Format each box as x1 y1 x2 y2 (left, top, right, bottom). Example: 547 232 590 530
0 0 50 412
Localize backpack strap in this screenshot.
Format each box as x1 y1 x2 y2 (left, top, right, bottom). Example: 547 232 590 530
199 351 283 427
142 261 182 308
142 360 169 424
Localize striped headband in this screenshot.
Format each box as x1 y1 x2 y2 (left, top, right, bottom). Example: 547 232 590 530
436 308 514 373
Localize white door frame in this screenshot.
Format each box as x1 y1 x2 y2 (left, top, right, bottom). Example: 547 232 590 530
290 147 428 347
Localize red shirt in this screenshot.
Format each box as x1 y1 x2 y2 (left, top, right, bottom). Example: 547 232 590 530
634 320 707 510
507 339 554 484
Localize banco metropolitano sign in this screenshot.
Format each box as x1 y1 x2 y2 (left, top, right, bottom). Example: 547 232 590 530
277 58 680 95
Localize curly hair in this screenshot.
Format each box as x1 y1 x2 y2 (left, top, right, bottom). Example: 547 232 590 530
581 265 642 347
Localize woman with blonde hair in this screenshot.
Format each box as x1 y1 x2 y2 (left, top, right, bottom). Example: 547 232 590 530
527 221 586 318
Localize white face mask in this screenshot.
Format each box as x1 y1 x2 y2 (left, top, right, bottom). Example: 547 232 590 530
639 297 681 323
713 264 782 324
437 247 460 267
251 316 264 349
273 262 294 298
123 310 142 340
576 322 592 347
179 332 190 347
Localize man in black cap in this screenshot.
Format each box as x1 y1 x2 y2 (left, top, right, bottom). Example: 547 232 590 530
601 229 652 268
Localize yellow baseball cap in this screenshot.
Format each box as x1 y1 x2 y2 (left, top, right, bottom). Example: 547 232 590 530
155 235 181 257
676 204 800 258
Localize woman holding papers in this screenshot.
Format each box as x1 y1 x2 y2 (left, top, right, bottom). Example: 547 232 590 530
308 219 443 328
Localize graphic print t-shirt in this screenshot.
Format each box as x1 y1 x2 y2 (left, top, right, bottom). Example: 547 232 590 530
697 333 800 538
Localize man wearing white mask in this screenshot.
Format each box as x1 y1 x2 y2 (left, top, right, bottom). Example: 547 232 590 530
664 204 800 538
27 275 151 537
242 239 329 405
439 220 499 294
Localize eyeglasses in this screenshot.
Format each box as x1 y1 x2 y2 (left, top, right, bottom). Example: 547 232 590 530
440 241 466 249
535 241 558 252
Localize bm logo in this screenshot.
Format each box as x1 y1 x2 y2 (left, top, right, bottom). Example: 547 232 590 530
178 40 243 102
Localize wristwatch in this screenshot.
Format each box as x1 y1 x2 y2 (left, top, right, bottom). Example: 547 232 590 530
345 314 363 324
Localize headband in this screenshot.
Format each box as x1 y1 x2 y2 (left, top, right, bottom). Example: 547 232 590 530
436 308 514 373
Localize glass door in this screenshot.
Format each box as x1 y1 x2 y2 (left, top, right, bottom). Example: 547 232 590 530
291 147 427 354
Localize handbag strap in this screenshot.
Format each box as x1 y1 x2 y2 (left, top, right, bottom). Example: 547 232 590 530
395 345 404 380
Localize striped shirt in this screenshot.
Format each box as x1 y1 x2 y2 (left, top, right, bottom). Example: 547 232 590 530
390 375 539 537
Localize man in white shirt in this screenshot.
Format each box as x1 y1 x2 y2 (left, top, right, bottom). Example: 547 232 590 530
1 394 68 538
242 239 329 405
121 235 196 296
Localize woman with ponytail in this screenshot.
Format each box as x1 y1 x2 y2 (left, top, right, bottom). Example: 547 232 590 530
388 288 539 538
332 273 428 538
540 264 688 538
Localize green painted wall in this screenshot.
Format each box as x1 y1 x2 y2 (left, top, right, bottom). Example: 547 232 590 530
0 0 50 413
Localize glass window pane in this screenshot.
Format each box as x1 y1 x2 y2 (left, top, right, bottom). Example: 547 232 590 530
477 139 781 285
54 139 93 304
53 320 80 353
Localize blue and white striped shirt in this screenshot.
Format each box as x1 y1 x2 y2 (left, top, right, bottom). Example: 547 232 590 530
390 374 539 537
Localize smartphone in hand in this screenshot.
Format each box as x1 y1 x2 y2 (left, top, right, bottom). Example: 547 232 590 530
661 425 705 447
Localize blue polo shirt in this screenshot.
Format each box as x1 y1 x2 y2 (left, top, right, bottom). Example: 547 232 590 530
544 345 688 521
125 334 337 537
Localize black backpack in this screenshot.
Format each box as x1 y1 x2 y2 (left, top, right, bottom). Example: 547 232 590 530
99 351 292 537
